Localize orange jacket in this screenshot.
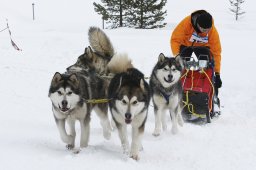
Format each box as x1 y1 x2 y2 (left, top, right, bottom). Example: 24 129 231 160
171 15 222 73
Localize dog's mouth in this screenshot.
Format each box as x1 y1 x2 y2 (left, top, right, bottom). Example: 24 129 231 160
125 119 132 124
59 105 70 112
164 77 173 83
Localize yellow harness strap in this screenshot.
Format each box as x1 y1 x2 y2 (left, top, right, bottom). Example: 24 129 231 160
85 99 111 104
182 68 215 118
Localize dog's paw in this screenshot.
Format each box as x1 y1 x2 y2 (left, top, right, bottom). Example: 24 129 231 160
152 129 161 137
130 154 140 161
122 144 129 155
66 144 74 150
73 148 81 154
80 143 88 148
152 132 160 137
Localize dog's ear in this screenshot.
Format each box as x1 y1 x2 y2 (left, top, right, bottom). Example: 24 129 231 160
69 74 80 89
116 76 123 91
85 46 94 60
175 55 184 70
140 79 145 92
51 72 62 87
158 53 165 63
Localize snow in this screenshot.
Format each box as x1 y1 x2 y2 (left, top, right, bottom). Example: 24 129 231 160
1 0 256 169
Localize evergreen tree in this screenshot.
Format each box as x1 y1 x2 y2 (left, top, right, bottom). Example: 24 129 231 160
126 0 167 29
93 0 167 29
93 0 132 28
229 0 245 21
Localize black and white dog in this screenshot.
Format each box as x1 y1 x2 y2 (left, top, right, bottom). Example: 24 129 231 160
108 68 150 160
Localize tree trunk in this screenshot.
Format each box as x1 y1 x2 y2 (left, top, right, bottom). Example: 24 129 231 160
120 0 123 27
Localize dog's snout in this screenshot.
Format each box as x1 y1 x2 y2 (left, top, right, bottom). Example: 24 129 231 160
62 100 68 107
125 113 132 119
168 74 173 79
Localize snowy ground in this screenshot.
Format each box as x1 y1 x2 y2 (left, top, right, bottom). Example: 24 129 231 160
1 0 256 170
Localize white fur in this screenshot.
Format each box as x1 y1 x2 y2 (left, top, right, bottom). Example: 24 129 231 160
155 65 182 88
49 87 80 116
152 93 184 136
52 103 89 148
107 53 133 74
112 95 147 160
50 86 111 149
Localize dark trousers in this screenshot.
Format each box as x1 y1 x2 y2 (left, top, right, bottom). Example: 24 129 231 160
179 45 210 60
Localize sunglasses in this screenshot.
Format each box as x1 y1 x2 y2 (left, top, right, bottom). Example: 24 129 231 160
197 24 211 33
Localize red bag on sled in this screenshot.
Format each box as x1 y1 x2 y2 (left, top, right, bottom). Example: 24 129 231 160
180 47 215 123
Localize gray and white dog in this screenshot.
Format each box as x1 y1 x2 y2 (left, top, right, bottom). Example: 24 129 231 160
108 68 151 160
150 53 184 136
67 26 115 75
48 71 111 150
67 26 133 77
48 26 114 150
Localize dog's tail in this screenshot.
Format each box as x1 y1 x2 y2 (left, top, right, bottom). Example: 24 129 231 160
107 53 133 74
88 26 114 59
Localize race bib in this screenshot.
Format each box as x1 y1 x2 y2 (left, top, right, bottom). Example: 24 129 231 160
189 32 208 43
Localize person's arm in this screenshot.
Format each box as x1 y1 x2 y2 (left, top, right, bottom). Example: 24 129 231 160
209 25 222 73
170 16 190 56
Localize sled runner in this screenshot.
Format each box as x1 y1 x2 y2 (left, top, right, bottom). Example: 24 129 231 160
180 46 219 123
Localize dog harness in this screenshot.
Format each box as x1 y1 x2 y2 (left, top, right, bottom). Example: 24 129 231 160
159 90 171 105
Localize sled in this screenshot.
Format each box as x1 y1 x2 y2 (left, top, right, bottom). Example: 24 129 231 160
180 46 219 123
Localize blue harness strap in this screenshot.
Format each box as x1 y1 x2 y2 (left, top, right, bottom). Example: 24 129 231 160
160 91 170 105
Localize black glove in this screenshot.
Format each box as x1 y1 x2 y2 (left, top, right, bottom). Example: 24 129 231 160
215 73 222 88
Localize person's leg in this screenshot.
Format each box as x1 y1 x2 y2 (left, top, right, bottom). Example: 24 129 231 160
194 46 210 60
179 45 193 60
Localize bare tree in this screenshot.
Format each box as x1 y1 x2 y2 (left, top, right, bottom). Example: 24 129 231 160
229 0 245 20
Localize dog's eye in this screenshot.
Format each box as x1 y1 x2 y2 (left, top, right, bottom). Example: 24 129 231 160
67 91 72 95
172 68 176 71
164 67 168 71
132 101 138 105
57 91 62 95
121 99 127 104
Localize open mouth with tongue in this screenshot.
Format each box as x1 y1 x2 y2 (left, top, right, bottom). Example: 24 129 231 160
59 105 70 112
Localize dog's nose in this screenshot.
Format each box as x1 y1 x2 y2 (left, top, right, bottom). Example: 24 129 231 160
125 113 132 119
62 100 68 107
168 74 173 80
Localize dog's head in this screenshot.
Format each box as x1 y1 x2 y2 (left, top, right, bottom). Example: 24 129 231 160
112 68 150 124
154 53 184 88
48 72 81 114
67 46 109 75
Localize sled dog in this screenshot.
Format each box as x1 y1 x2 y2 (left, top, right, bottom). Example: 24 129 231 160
48 71 111 149
108 68 150 160
67 26 115 75
150 53 184 136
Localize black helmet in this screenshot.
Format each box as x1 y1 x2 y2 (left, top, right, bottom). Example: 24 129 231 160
196 12 212 29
